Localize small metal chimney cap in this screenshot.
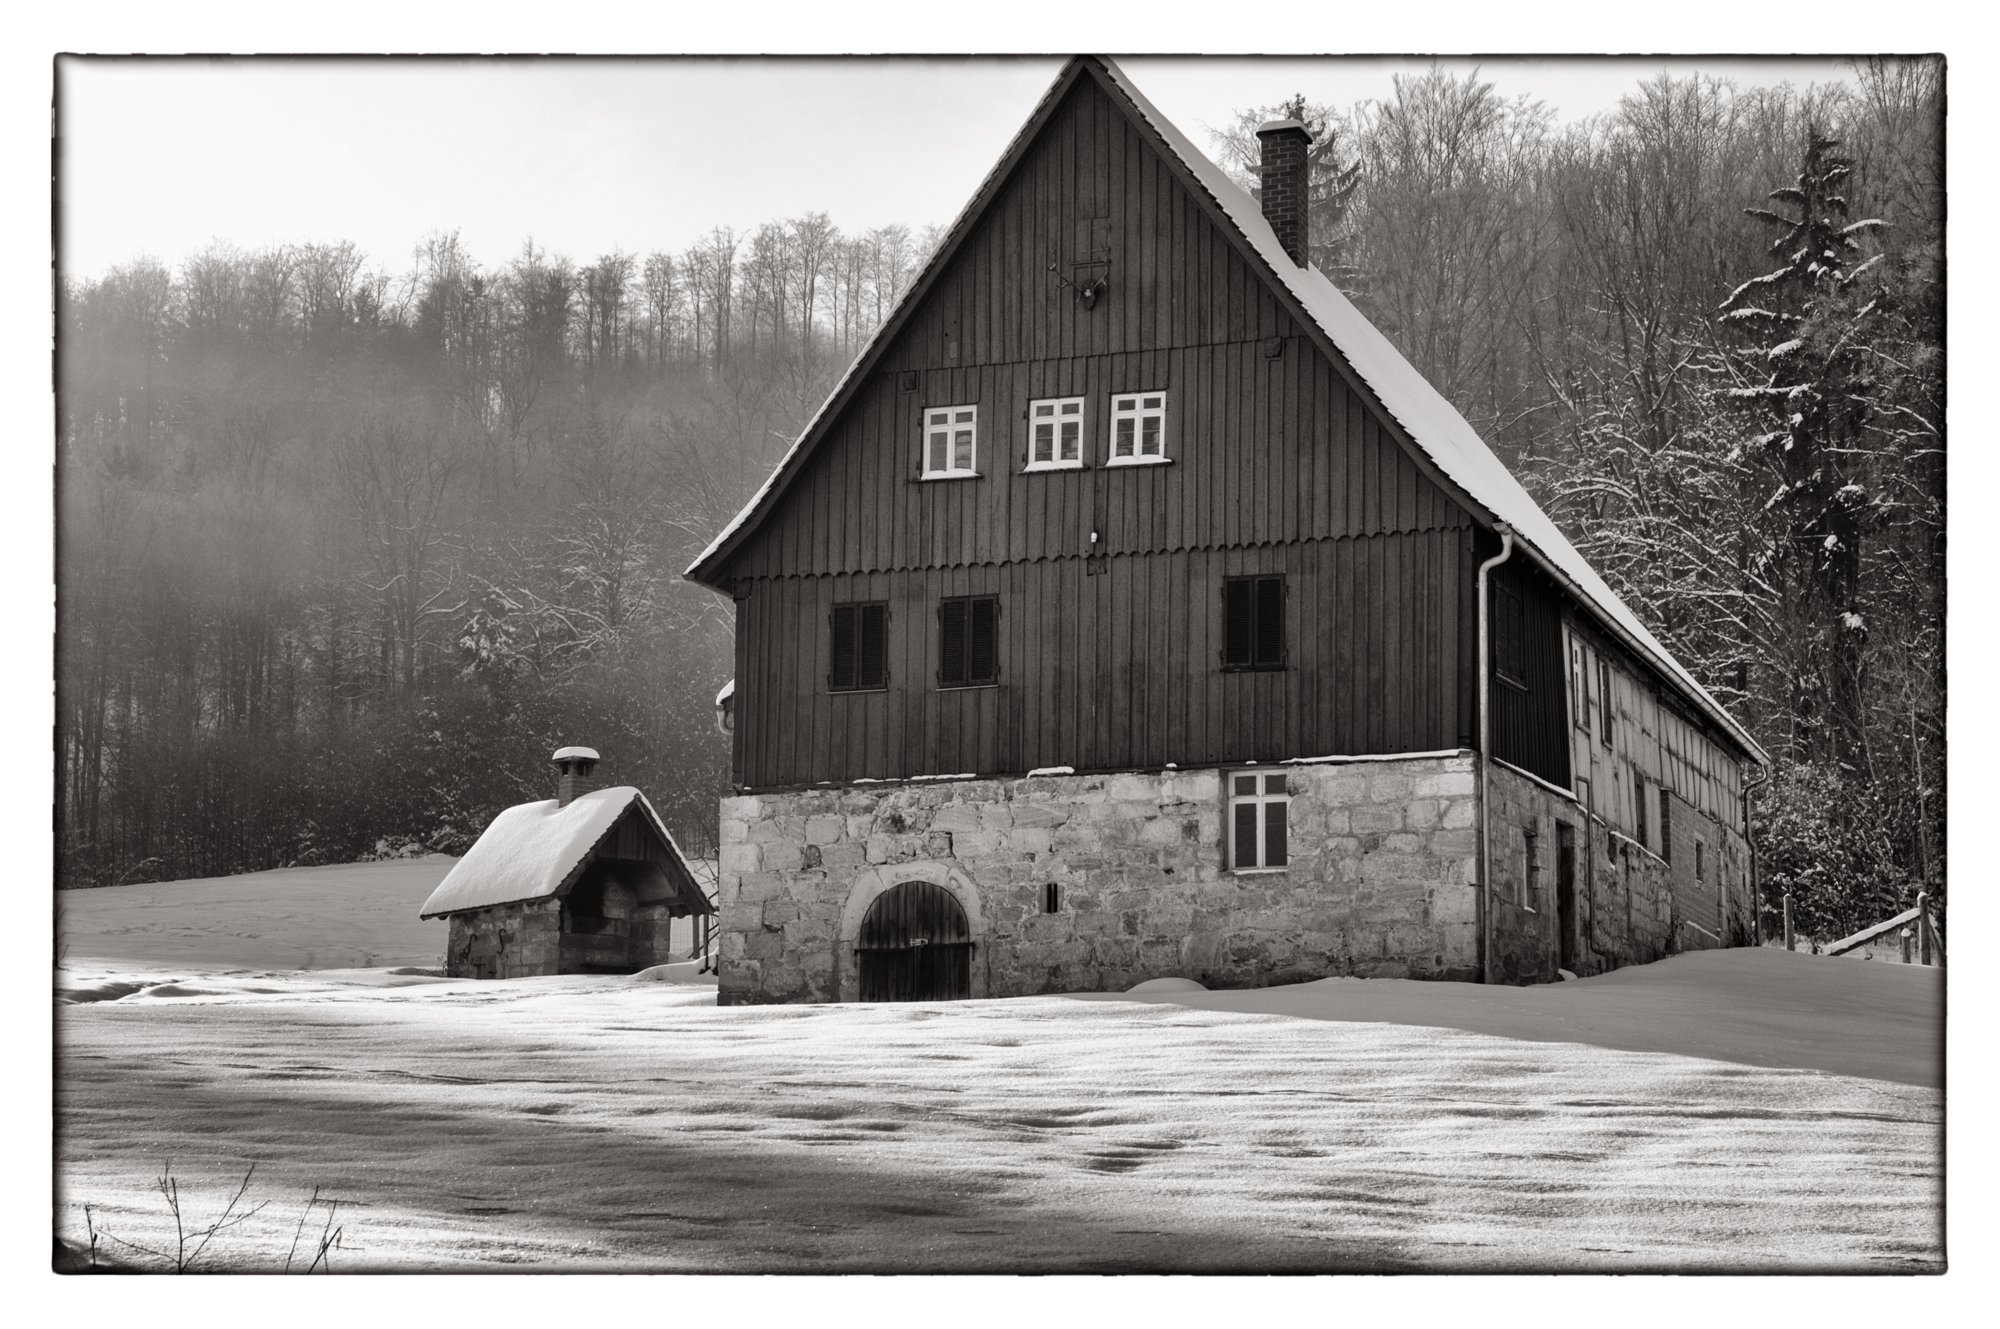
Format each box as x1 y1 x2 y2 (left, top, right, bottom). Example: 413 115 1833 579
552 745 600 763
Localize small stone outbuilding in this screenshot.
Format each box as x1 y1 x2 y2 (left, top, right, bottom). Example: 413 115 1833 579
420 747 714 978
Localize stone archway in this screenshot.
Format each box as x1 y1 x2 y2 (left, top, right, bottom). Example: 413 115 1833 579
836 861 985 1002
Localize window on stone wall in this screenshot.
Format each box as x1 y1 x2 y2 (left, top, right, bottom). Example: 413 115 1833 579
1043 882 1061 913
1695 840 1706 885
1229 771 1289 871
1660 787 1673 864
1522 825 1539 908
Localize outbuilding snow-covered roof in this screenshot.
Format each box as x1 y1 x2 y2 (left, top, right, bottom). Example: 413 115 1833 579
682 56 1764 764
418 786 684 918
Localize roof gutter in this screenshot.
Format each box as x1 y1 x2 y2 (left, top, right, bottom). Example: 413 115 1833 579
1476 521 1516 986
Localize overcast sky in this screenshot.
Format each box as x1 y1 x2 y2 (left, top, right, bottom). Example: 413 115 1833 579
58 55 1860 282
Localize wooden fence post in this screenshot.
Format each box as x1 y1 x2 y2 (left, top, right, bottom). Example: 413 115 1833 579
1782 894 1793 951
1901 928 1913 964
1917 892 1932 967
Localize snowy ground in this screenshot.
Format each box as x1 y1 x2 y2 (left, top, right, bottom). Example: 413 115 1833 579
58 858 453 971
54 863 1942 1273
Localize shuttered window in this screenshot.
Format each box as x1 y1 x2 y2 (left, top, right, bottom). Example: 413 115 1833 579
1228 772 1289 870
938 595 999 688
1494 581 1525 686
1222 575 1285 670
828 602 888 692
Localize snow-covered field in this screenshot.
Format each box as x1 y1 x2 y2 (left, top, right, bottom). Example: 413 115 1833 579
54 862 1942 1272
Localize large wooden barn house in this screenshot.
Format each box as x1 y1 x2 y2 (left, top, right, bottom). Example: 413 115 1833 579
420 747 714 978
684 56 1767 1005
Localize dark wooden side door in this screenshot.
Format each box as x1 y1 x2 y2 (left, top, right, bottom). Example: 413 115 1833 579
856 880 973 1002
1556 822 1578 971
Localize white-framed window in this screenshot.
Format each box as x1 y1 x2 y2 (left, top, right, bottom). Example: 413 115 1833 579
1108 391 1168 465
1025 397 1085 471
1228 770 1289 871
922 405 979 479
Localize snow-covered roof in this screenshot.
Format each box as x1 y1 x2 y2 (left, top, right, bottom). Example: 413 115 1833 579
418 786 686 918
1094 59 1764 764
551 745 600 762
682 56 1763 764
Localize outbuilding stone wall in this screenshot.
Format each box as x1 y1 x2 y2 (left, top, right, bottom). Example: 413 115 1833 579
716 753 1487 1005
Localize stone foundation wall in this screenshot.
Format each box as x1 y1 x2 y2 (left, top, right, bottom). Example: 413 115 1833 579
1483 763 1753 982
445 899 561 978
715 753 1486 1005
443 898 683 977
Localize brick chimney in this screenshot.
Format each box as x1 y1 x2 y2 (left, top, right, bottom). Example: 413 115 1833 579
1256 119 1312 267
552 745 601 808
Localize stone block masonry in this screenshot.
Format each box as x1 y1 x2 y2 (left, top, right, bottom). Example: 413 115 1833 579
715 754 1485 1005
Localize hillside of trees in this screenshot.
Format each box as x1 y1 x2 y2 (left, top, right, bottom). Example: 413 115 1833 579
56 60 1941 942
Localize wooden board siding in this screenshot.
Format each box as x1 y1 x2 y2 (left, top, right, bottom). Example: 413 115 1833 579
723 74 1464 584
732 530 1473 789
1490 559 1571 789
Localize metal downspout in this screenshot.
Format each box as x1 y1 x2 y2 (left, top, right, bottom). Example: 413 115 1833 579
1476 523 1516 985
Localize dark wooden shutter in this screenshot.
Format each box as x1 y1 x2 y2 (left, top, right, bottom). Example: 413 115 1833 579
969 597 997 684
829 605 857 691
939 598 967 686
1255 576 1285 667
1225 576 1284 669
1223 579 1254 667
939 597 996 687
858 603 887 688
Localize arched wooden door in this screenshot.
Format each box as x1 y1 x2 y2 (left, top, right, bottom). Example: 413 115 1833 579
856 880 972 1002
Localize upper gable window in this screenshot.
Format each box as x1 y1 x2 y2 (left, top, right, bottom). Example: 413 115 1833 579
1025 397 1085 471
922 406 979 480
1108 392 1169 466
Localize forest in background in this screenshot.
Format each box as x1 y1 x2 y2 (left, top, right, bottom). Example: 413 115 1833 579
56 59 1942 941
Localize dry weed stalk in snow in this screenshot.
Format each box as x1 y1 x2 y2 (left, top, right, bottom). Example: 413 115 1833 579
78 1161 343 1273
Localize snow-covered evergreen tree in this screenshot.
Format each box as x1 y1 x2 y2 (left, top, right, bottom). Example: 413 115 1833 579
1720 128 1887 772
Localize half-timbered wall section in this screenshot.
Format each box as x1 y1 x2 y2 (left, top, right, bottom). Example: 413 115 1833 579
723 73 1475 789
